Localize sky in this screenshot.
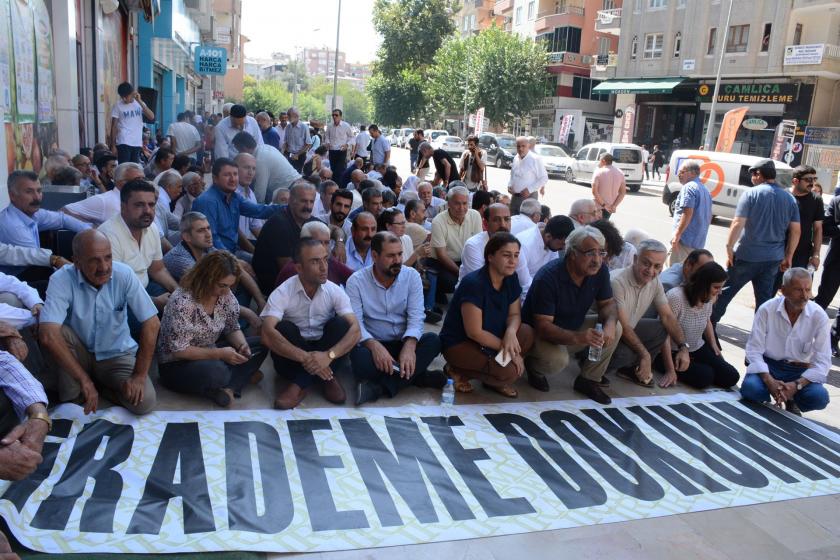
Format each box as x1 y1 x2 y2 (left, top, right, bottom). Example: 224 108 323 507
241 0 381 63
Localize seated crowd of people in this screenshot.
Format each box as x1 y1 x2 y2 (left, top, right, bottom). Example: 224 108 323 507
0 112 833 531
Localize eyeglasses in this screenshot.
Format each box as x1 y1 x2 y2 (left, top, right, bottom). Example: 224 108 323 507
577 249 608 258
799 176 817 183
390 220 406 226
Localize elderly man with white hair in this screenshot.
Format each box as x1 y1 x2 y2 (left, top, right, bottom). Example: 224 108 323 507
508 136 547 215
522 225 621 403
429 185 483 302
670 158 712 265
282 107 311 173
62 162 145 225
173 171 205 219
417 181 445 220
740 267 830 415
510 198 542 235
606 239 693 389
569 199 601 228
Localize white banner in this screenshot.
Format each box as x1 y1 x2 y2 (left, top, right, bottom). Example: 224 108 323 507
2 392 840 554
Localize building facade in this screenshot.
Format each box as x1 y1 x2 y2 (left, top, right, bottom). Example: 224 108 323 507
456 0 504 37
593 0 840 184
493 0 618 148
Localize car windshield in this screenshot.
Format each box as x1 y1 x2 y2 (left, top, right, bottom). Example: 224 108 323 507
613 148 641 164
443 136 462 143
535 145 568 158
429 131 447 140
497 136 516 148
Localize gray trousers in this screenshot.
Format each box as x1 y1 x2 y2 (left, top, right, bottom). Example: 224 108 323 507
608 319 668 372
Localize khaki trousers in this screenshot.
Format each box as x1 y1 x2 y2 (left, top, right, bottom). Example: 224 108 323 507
525 316 623 382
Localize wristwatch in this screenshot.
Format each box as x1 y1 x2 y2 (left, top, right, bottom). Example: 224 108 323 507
28 412 52 431
328 350 336 360
677 342 690 351
795 379 804 391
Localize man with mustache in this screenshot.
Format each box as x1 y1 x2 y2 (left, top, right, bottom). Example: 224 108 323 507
347 232 444 405
252 180 321 294
39 229 159 415
0 171 90 278
98 179 179 310
345 212 377 272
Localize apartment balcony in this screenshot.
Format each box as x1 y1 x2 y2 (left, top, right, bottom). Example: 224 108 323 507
494 0 514 14
595 8 621 36
534 4 585 33
547 51 594 69
783 43 840 79
590 53 618 79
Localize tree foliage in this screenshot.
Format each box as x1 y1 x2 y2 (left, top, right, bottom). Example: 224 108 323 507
426 26 547 126
367 69 426 127
241 77 370 125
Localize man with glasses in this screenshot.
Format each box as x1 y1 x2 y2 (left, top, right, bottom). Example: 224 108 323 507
324 109 354 180
669 159 712 265
522 226 621 403
712 159 800 326
569 199 601 228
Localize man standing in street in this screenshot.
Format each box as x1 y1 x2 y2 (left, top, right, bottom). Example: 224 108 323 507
325 109 355 180
368 125 391 167
417 142 459 187
641 144 650 181
110 82 154 164
669 159 712 265
408 129 424 173
257 112 282 151
166 112 202 163
274 111 289 152
214 104 264 160
508 136 547 215
282 107 311 173
712 159 800 325
591 153 626 220
786 165 823 273
352 124 371 165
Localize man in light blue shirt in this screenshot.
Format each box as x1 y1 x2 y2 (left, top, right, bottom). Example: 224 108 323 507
670 159 712 265
282 107 312 173
345 212 377 272
368 124 391 166
39 230 159 415
347 231 443 405
214 104 264 159
0 171 90 275
712 159 800 325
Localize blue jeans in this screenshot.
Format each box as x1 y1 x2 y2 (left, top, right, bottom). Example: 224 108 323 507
423 268 438 311
740 357 830 412
711 259 780 324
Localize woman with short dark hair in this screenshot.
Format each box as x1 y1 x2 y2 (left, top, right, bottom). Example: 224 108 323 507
440 233 534 398
656 261 739 389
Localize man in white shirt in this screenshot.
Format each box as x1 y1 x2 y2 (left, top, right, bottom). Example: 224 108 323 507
166 112 202 161
569 199 601 229
62 163 145 225
352 125 371 164
516 215 573 281
641 144 650 181
275 111 289 149
109 82 154 163
741 267 830 415
235 153 264 254
214 104 264 160
232 131 301 204
324 108 355 180
510 198 542 235
508 136 548 215
459 203 531 294
260 239 361 409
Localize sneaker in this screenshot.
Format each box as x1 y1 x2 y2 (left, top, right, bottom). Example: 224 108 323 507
355 381 383 406
413 369 448 389
573 375 611 405
424 309 442 324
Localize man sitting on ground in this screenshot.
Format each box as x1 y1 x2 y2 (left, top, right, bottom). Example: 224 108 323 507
345 212 377 271
516 215 575 281
348 185 384 222
523 226 621 403
347 232 444 405
660 248 714 292
740 267 830 415
459 203 531 292
276 221 353 288
429 185 483 300
569 199 601 229
39 230 159 415
510 198 542 235
62 162 145 226
260 239 360 409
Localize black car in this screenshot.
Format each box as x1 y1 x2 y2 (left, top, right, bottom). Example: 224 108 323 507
478 133 517 169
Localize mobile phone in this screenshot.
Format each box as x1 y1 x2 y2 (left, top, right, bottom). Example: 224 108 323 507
392 363 401 374
495 350 511 367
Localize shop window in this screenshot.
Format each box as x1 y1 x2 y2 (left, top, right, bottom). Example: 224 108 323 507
726 24 750 53
643 33 664 59
761 23 771 52
793 23 803 46
648 0 667 8
572 76 608 101
674 32 682 57
631 35 638 59
707 28 717 55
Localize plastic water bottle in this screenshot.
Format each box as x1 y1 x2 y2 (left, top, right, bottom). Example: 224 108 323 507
588 323 604 362
441 379 455 411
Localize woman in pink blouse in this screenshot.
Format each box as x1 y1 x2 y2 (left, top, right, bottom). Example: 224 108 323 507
157 251 267 406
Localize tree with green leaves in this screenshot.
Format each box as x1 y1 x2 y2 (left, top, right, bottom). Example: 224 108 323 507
369 0 458 125
426 26 548 126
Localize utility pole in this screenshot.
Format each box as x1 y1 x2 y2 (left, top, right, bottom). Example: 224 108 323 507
703 0 734 150
331 0 342 115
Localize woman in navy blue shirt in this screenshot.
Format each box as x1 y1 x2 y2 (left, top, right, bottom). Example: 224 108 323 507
440 232 534 397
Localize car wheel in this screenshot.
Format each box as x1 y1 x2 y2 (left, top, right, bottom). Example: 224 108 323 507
496 156 503 168
628 184 641 193
668 195 679 217
565 167 575 183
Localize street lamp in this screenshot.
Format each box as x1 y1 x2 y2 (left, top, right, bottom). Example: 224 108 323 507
703 0 734 150
331 0 342 115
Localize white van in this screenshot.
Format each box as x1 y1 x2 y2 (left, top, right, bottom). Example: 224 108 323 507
565 142 645 192
661 150 794 219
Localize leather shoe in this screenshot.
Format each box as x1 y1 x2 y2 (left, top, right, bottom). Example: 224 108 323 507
355 381 383 406
413 369 447 389
274 383 307 410
424 309 442 324
527 371 550 392
322 378 346 404
785 399 803 416
599 375 611 387
573 375 611 405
